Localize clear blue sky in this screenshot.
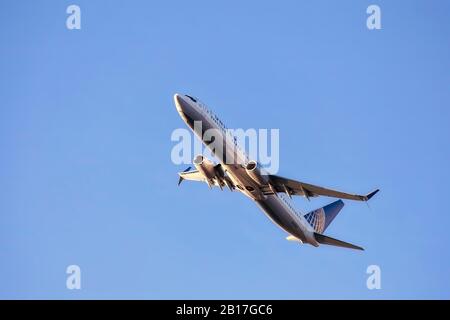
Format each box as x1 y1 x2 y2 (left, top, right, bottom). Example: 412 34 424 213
1 0 449 299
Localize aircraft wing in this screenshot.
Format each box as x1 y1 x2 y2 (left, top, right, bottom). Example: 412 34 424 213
265 174 379 201
177 166 235 190
178 169 205 183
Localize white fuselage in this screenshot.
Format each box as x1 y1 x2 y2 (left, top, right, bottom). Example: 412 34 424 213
174 94 319 246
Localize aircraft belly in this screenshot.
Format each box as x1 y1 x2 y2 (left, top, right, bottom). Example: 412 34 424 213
254 196 308 243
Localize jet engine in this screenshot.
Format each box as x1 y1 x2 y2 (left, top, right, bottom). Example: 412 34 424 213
245 160 268 185
193 155 216 180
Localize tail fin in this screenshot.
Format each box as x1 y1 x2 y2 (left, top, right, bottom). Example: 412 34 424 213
314 232 364 251
304 200 344 233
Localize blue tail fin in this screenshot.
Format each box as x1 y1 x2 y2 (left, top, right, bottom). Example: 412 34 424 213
304 200 344 233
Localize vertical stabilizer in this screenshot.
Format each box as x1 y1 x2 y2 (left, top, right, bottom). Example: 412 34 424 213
304 200 344 233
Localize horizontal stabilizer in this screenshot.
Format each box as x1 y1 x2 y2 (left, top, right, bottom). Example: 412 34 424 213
314 232 364 251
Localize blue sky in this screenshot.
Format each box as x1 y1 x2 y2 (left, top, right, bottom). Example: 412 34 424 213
1 0 449 299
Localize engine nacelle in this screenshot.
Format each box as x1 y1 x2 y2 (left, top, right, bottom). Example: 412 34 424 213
245 160 268 185
193 155 215 180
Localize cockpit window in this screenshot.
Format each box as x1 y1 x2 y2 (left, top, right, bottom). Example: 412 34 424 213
185 95 197 103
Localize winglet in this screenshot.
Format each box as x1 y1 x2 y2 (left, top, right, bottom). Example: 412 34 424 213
177 166 192 186
365 189 380 201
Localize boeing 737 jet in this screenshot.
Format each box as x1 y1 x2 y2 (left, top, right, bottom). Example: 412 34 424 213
174 94 378 250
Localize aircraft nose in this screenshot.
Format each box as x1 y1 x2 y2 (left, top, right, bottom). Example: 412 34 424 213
173 93 199 129
174 93 189 114
173 93 182 111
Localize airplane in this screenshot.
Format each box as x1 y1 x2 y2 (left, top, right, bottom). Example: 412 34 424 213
173 93 379 250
